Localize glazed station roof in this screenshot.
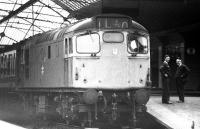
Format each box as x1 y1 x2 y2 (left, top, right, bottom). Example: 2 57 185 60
0 0 101 45
1 0 200 46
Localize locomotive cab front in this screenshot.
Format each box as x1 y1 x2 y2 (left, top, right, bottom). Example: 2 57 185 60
64 16 150 91
63 15 151 117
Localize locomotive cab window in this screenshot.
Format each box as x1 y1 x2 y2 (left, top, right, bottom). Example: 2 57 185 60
76 33 100 54
127 34 148 54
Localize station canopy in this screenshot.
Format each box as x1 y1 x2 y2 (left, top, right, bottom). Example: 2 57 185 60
0 0 101 45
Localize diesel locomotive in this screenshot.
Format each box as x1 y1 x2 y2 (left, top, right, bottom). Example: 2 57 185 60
0 14 151 127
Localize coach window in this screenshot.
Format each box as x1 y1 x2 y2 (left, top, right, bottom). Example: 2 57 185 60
25 49 29 65
21 46 25 64
13 53 16 76
76 33 100 54
127 34 148 54
0 56 2 77
4 55 7 76
25 48 29 79
8 54 11 76
0 56 3 77
11 53 14 76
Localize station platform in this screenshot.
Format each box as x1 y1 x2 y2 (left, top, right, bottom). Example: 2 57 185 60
147 96 200 129
0 120 26 129
0 104 29 129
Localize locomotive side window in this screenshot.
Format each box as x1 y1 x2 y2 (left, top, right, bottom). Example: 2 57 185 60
69 38 73 54
76 33 100 54
127 34 148 54
65 38 73 56
65 38 68 55
103 32 124 43
48 46 51 59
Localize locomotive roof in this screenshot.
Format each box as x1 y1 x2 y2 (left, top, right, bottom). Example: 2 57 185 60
20 14 148 45
67 14 148 33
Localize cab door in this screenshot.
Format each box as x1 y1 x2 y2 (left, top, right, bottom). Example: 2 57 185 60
64 36 73 87
127 33 149 88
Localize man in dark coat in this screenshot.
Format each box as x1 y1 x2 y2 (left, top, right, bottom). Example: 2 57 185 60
175 58 190 103
160 55 172 104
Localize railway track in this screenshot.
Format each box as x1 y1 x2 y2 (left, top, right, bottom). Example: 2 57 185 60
27 112 169 129
0 101 170 129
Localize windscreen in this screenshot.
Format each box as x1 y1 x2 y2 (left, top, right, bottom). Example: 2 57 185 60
127 34 148 54
76 33 100 54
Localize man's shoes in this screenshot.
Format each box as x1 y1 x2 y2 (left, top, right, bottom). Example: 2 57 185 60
177 100 184 103
168 101 173 104
162 101 173 104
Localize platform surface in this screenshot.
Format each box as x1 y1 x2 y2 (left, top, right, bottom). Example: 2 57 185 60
0 105 29 129
0 120 26 129
147 96 200 129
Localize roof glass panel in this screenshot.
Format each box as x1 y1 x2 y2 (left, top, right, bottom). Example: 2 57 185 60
56 0 100 11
